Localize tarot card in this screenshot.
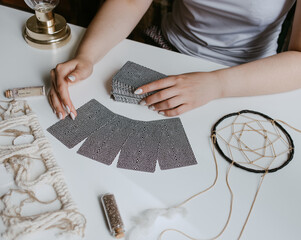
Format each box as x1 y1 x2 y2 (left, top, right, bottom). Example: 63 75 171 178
117 120 164 172
77 114 138 165
157 118 197 170
47 99 116 148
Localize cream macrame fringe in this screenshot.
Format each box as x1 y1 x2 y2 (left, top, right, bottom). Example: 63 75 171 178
0 100 86 240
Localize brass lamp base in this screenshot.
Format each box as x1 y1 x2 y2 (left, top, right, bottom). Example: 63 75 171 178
23 13 71 49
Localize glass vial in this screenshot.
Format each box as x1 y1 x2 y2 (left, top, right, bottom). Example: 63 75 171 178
101 193 125 239
5 86 45 98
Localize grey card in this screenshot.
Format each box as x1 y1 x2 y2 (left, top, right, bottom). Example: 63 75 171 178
47 99 116 148
157 118 197 170
117 120 164 173
77 114 139 165
111 94 141 104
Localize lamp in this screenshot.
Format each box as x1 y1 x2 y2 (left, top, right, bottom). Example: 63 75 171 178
23 0 71 49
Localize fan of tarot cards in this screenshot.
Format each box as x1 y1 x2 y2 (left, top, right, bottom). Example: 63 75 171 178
47 99 197 173
111 61 167 104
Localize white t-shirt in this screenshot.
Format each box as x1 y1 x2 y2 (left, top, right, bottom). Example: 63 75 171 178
162 0 295 66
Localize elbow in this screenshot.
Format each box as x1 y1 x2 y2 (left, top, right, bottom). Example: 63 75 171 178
287 41 301 52
287 47 301 53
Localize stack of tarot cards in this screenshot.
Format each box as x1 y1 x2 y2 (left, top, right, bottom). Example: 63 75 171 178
111 61 167 104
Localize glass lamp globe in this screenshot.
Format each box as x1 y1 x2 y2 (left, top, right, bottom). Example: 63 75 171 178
23 0 71 49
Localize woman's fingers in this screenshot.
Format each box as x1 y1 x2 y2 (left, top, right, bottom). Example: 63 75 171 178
147 96 182 111
54 66 77 117
50 68 76 119
48 58 94 120
66 62 93 84
48 87 66 120
146 95 191 116
55 62 81 85
54 59 93 118
141 87 179 106
47 93 55 113
159 104 191 117
134 76 177 94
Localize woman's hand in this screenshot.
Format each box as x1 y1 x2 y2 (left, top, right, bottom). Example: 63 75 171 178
48 57 93 119
48 0 154 120
135 72 222 117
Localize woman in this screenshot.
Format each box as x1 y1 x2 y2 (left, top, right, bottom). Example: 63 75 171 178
48 0 301 120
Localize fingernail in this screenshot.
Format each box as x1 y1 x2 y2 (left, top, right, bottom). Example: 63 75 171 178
70 112 75 120
58 112 63 120
53 109 56 114
134 88 143 94
66 105 71 114
158 111 165 116
68 75 76 82
148 105 155 111
140 100 146 106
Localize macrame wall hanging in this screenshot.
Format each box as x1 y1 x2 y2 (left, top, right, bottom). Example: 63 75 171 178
129 110 298 240
0 100 86 240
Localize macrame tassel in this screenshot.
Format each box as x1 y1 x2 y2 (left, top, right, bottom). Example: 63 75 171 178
1 210 86 240
126 207 186 240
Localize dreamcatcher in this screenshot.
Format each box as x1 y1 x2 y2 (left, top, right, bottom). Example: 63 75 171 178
130 110 298 240
209 109 295 239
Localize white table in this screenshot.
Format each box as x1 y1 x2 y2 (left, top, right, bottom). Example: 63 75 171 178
0 5 301 240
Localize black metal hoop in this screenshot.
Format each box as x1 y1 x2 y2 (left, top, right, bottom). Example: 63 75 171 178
211 110 294 173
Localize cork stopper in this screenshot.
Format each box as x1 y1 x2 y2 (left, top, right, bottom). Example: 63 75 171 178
5 90 12 98
115 228 125 239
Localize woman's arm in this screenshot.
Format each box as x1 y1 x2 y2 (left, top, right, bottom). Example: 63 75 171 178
138 0 301 117
49 0 152 119
76 0 153 65
217 0 301 99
